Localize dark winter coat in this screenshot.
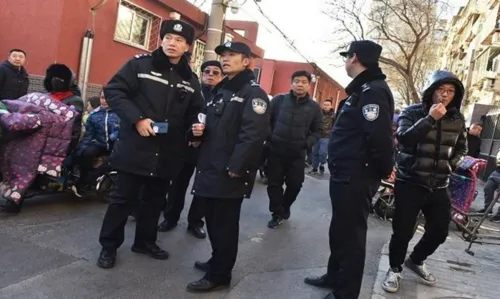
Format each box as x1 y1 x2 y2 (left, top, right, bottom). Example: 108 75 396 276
0 60 29 100
396 70 468 189
77 107 120 153
191 69 270 199
268 91 323 158
104 48 203 179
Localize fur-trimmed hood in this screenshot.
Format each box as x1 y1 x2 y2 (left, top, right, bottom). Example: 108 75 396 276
43 64 75 92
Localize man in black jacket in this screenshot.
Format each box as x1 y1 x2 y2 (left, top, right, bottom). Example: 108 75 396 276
382 70 468 293
187 41 270 292
0 49 29 100
266 70 323 228
157 59 223 238
466 123 482 158
304 40 394 299
96 20 204 269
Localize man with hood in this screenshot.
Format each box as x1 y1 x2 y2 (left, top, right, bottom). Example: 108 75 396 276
96 20 204 269
158 59 223 238
0 49 29 100
381 70 468 293
304 40 394 299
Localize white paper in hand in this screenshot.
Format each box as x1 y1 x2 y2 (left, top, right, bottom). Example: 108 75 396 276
198 113 207 124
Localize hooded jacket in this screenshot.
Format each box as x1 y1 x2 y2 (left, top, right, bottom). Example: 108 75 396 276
0 60 29 100
395 70 468 189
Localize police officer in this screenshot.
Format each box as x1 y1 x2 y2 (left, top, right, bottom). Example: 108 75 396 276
304 40 394 299
158 60 224 238
186 41 270 292
96 20 205 269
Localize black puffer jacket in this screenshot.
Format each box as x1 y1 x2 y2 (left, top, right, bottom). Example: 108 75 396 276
269 91 323 158
396 70 468 189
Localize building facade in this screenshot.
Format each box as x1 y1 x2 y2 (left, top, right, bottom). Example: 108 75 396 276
0 0 263 99
254 59 346 109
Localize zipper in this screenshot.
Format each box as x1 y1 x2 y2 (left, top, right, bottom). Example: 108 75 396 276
104 110 109 150
429 120 442 186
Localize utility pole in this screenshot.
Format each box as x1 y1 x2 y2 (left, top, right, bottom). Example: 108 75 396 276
204 0 226 61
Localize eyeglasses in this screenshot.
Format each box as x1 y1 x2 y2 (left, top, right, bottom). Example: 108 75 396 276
436 87 455 95
203 69 221 76
342 53 353 62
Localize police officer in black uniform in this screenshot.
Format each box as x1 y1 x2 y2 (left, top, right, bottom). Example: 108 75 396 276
186 41 270 292
96 20 204 269
304 40 395 299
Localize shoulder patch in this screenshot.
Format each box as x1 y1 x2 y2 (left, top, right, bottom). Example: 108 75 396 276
361 83 371 92
362 104 379 121
251 98 268 114
134 53 151 59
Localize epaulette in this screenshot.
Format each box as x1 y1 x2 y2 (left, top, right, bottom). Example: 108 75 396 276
250 80 260 87
361 83 371 93
134 53 152 59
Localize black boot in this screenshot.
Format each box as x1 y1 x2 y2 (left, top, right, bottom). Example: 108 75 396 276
131 242 169 260
96 248 116 269
304 274 335 289
188 226 206 239
186 278 229 293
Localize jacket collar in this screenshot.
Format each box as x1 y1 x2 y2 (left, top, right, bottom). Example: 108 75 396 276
213 69 255 93
345 67 386 95
2 60 28 75
151 48 192 81
288 90 311 104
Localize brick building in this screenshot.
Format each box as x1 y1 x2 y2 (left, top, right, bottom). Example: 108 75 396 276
255 59 346 109
0 0 263 98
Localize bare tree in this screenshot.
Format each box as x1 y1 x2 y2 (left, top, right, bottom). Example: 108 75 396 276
325 0 447 105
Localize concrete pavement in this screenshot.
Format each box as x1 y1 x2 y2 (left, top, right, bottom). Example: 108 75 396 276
0 173 391 299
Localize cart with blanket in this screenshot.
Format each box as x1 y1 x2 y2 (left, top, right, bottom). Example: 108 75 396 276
449 156 500 255
0 93 114 214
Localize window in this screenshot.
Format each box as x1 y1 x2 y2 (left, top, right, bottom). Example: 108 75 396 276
192 40 206 78
253 67 261 83
234 29 246 37
114 1 162 51
224 33 234 43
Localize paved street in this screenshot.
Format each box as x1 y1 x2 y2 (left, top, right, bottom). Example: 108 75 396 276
0 172 391 299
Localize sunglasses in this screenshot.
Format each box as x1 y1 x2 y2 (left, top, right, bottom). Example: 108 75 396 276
203 69 221 76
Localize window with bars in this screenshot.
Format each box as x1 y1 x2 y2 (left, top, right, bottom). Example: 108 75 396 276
192 40 206 78
114 1 162 51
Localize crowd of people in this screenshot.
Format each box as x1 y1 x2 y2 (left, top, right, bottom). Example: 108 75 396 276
1 17 500 299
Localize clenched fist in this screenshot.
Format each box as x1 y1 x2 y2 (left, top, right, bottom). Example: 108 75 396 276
429 103 446 121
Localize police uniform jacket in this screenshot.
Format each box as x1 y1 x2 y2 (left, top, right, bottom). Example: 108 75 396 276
396 70 467 189
192 69 270 199
104 48 204 179
328 67 395 179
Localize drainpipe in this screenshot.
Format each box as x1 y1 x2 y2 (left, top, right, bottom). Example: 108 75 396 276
78 29 94 102
313 76 320 100
335 89 341 112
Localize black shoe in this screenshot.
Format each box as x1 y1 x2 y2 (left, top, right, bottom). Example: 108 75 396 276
186 278 229 293
491 214 500 222
283 207 291 220
309 168 318 174
267 215 284 228
131 242 169 260
157 220 177 232
319 166 325 175
96 248 116 269
194 261 210 272
188 226 206 239
304 274 334 289
0 197 21 215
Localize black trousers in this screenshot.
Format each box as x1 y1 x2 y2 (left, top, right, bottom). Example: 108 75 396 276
76 145 109 187
267 152 305 217
389 181 451 271
163 163 205 227
202 196 244 284
99 171 170 249
327 174 379 299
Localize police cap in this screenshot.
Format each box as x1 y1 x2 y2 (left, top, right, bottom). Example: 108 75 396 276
160 20 194 45
215 41 251 57
340 40 382 65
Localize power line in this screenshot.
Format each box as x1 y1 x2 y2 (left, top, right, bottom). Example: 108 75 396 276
250 0 318 71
